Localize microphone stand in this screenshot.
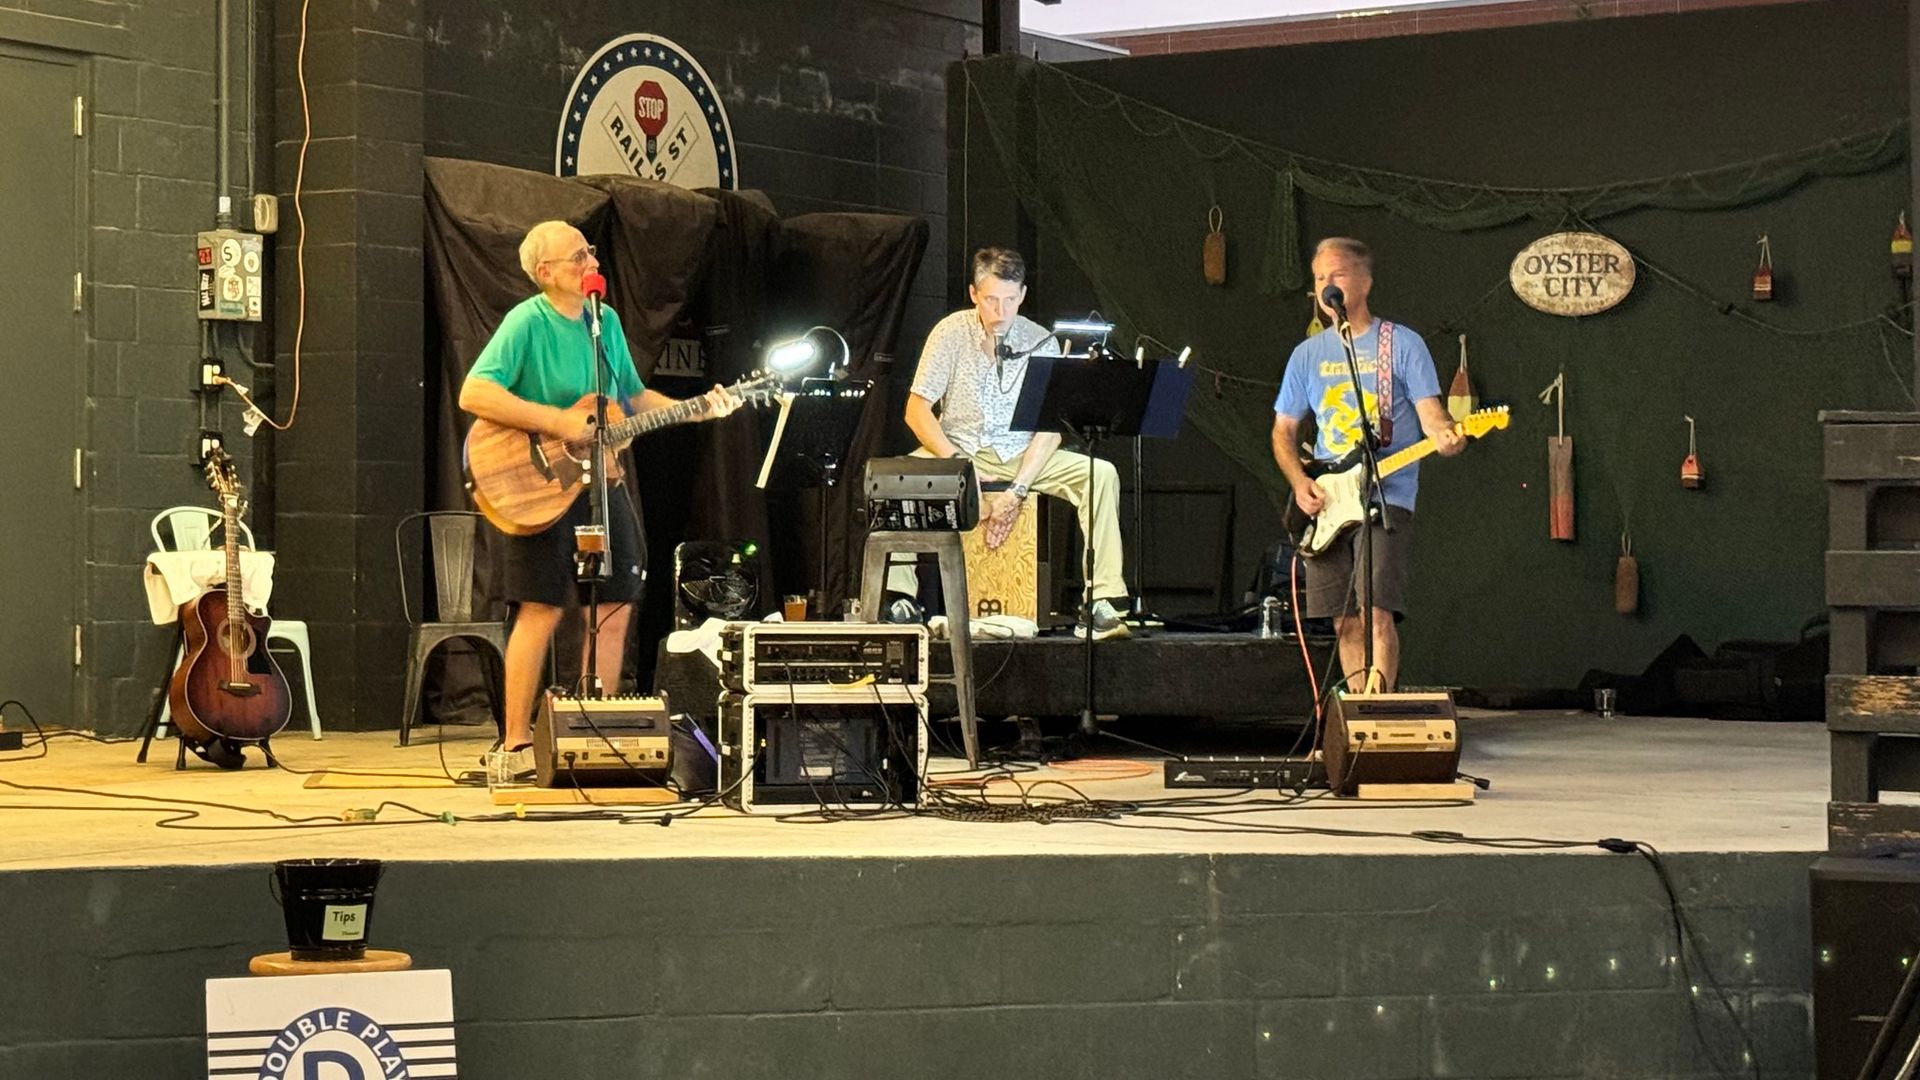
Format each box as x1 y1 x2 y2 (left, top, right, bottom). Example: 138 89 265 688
1333 308 1390 695
576 289 615 700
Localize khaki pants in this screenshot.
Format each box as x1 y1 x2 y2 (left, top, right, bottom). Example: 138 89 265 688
883 446 1127 603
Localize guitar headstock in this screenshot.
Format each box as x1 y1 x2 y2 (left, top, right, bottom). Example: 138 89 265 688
730 370 785 410
202 448 245 512
1459 405 1511 439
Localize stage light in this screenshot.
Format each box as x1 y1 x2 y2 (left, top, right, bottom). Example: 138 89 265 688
1177 345 1193 368
768 339 815 371
765 326 851 377
1052 317 1114 337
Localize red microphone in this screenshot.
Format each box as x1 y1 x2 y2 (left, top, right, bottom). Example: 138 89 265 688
579 271 607 334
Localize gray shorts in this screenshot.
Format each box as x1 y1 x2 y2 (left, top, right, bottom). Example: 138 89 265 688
1300 505 1414 619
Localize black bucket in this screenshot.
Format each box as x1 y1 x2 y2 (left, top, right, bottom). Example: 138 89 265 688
271 858 383 961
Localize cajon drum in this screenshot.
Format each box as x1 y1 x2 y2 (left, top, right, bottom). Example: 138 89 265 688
961 493 1041 620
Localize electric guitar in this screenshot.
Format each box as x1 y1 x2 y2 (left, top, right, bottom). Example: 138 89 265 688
464 372 781 536
1287 406 1511 558
166 449 293 746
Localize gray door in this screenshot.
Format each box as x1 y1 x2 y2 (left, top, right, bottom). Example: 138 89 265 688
0 46 83 726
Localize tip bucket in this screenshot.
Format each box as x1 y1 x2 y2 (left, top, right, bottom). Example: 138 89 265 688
271 858 382 961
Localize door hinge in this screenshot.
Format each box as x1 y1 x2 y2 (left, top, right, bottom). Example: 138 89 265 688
72 272 82 313
73 448 83 490
73 625 83 667
73 95 84 138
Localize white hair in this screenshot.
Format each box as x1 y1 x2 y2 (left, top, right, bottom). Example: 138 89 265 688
518 220 578 287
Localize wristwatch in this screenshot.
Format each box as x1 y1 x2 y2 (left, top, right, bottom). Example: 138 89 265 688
1008 482 1030 499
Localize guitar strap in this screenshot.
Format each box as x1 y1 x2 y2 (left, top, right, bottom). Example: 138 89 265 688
1375 321 1396 447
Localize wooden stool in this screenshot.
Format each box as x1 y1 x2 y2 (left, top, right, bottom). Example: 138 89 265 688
860 530 980 767
249 949 413 976
961 487 1041 621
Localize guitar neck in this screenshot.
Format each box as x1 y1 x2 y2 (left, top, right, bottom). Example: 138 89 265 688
604 395 709 442
1376 431 1447 480
222 495 243 683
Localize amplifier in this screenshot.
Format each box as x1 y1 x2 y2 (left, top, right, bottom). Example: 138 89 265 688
865 455 979 531
717 686 927 813
719 622 928 693
1323 691 1460 795
532 691 673 788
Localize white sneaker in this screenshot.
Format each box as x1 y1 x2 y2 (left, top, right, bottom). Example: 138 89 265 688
1073 599 1131 641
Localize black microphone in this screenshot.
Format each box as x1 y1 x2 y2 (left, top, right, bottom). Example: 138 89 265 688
995 329 1011 379
1320 284 1347 319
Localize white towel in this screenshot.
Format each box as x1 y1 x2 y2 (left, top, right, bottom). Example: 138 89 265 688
143 550 277 625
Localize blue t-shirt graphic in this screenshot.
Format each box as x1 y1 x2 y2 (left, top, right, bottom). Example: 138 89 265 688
1274 322 1441 511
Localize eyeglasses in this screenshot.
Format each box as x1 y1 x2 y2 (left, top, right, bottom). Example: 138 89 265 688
540 244 596 267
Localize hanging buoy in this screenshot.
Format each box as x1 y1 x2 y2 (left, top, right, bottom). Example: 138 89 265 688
1203 205 1228 286
1615 531 1639 616
1447 333 1477 422
1894 212 1913 281
1680 414 1704 490
1752 235 1773 301
1540 373 1574 542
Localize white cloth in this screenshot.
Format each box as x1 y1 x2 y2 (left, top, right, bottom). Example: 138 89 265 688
928 614 1038 640
143 550 277 626
663 616 733 667
908 310 1062 460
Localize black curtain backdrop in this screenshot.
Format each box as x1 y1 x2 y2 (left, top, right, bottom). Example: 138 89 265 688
422 157 924 716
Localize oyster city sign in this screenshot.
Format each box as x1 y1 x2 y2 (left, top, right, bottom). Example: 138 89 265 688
1509 232 1636 316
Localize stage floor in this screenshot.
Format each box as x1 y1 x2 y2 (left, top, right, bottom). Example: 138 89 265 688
0 711 1826 872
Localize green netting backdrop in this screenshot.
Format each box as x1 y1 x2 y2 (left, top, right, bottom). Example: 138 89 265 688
956 15 1913 689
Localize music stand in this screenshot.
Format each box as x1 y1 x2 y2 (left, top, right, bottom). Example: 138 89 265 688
756 379 871 609
1012 354 1194 734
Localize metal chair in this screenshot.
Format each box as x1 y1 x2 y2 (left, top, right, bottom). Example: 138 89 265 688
148 506 322 740
396 511 506 746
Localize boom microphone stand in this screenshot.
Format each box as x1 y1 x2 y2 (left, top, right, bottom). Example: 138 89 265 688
1324 284 1391 694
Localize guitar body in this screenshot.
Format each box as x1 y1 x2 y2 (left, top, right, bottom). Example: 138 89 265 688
1291 451 1375 558
465 394 632 536
1284 406 1513 558
167 588 293 744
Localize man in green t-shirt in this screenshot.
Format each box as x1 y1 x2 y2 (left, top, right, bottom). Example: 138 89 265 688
461 220 738 778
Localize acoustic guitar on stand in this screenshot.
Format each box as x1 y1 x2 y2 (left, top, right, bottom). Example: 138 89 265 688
166 448 293 755
464 372 781 536
1288 406 1511 558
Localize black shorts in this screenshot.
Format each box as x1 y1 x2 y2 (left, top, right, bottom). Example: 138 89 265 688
497 485 646 607
1300 505 1414 619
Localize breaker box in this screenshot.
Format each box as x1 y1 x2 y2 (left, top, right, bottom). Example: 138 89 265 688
196 229 264 322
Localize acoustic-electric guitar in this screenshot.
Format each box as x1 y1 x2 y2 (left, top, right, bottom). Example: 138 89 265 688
166 449 293 754
464 372 780 536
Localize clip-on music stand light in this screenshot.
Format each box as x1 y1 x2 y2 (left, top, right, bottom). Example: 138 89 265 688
755 378 871 612
1011 343 1195 735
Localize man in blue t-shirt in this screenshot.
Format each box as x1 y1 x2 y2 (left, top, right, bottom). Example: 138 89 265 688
461 220 738 777
1272 237 1464 693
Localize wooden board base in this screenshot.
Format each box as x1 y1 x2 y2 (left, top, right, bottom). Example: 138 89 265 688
250 949 413 976
488 784 680 806
1354 781 1479 801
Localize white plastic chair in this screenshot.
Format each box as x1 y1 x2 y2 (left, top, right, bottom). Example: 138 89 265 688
150 506 322 740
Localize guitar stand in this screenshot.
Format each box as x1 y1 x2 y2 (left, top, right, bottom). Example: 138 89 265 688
134 652 280 772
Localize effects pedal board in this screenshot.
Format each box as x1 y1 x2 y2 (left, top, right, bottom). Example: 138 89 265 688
532 691 673 788
720 622 928 693
1162 756 1323 791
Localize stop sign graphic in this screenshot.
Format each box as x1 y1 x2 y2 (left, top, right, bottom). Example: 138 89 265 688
632 80 669 139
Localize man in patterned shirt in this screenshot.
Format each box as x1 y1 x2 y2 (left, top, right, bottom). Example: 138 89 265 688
900 247 1129 639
